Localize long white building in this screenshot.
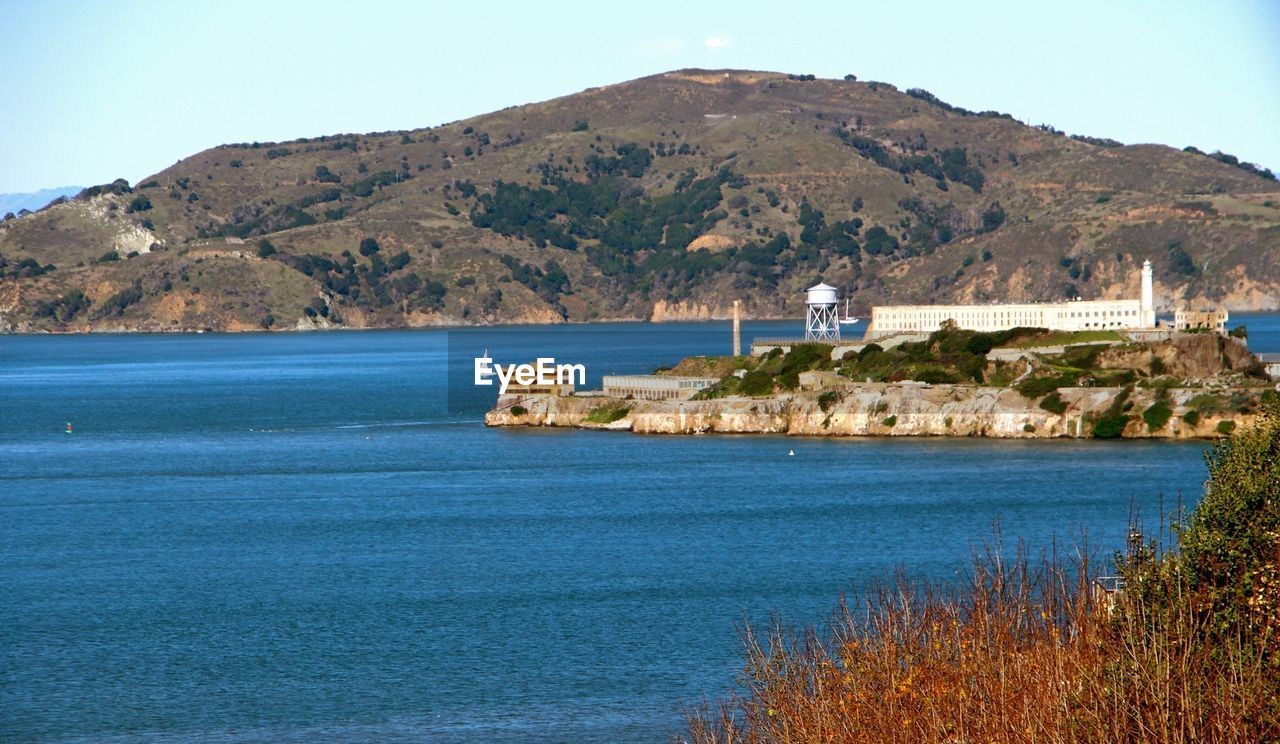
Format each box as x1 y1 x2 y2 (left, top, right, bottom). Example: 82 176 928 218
866 260 1156 338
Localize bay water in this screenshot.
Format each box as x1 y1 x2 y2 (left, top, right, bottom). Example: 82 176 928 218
3 314 1278 741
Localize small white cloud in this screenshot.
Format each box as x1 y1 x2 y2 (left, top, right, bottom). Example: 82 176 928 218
704 36 730 49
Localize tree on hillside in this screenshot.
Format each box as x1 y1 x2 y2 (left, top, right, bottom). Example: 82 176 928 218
980 202 1006 232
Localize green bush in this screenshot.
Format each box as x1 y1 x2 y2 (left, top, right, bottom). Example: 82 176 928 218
1095 386 1133 437
91 283 143 320
738 370 774 396
1061 344 1105 369
33 290 91 322
1142 401 1173 431
1018 374 1075 398
256 240 277 258
509 405 527 416
584 404 630 424
1093 413 1129 438
314 165 342 183
965 334 995 355
761 344 830 390
882 415 897 427
1182 410 1200 426
1039 391 1068 414
1216 420 1236 435
818 391 840 412
979 202 1005 232
1181 401 1279 635
912 366 958 384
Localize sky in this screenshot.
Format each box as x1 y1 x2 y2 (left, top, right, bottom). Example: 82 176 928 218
0 0 1277 194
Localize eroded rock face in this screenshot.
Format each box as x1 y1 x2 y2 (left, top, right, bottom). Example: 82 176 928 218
649 300 719 322
1095 334 1255 381
111 222 160 256
486 383 1263 439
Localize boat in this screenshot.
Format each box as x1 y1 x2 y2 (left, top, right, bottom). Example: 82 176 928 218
839 298 861 325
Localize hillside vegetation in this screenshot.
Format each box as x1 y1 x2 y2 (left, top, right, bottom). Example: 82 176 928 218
2 69 1278 332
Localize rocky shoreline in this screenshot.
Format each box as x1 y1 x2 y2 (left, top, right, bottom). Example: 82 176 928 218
485 383 1260 439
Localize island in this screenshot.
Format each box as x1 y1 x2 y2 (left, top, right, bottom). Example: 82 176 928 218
485 323 1279 439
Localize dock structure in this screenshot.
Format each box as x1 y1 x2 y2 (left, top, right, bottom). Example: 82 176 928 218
602 375 719 400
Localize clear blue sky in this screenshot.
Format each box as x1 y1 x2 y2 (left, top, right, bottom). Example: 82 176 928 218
1 0 1276 193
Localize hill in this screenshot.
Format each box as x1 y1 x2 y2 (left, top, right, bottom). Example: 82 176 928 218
2 69 1278 332
0 186 83 218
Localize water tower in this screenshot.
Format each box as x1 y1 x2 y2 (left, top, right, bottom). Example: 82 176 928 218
804 282 840 341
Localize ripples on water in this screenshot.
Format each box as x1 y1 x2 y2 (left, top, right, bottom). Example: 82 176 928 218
2 315 1277 741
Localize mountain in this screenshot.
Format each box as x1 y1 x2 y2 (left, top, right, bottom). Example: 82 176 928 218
1 69 1278 333
0 186 83 217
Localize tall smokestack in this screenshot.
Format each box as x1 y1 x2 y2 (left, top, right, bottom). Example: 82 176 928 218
1140 259 1155 327
732 300 741 357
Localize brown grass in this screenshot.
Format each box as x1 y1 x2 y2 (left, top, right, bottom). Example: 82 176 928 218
684 532 1278 743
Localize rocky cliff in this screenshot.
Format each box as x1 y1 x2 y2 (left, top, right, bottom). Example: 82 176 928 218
486 383 1265 439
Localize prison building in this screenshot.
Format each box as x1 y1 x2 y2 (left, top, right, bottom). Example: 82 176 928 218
867 298 1150 336
602 375 719 400
865 261 1157 339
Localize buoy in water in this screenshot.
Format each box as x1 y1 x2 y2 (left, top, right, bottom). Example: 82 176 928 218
788 449 795 456
65 422 73 434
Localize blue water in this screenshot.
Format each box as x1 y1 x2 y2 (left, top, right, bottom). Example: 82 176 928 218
2 316 1277 742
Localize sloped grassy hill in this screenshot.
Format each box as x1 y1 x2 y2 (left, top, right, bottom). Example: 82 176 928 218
2 69 1278 332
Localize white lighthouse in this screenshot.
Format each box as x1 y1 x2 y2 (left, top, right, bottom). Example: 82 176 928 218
1140 259 1155 327
804 283 840 341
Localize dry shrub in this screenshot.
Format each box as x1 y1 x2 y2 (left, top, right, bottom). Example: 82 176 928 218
686 402 1280 743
